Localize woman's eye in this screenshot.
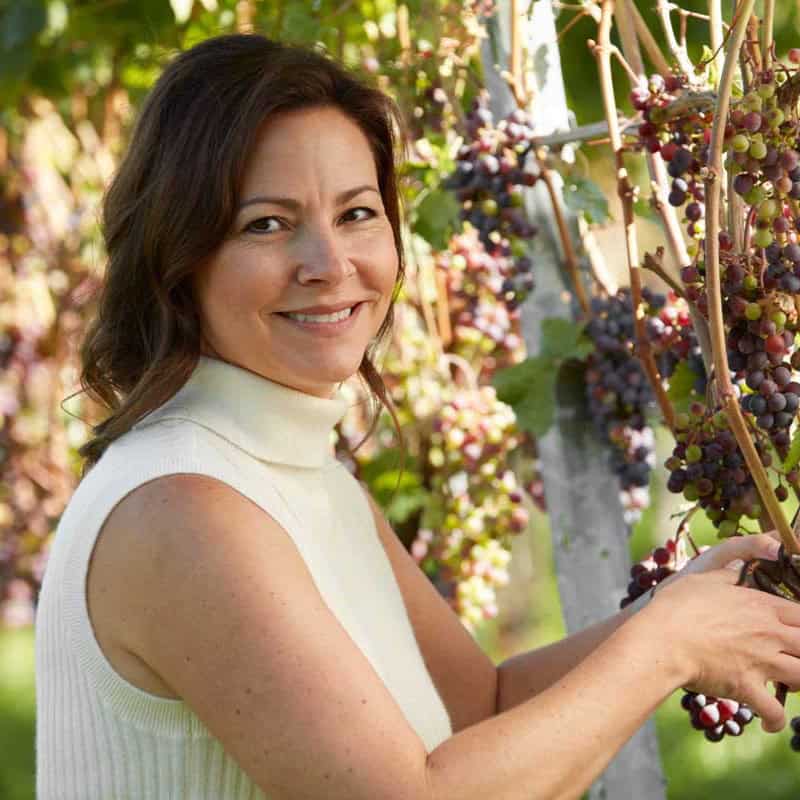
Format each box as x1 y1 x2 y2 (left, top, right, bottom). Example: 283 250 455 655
245 216 283 234
342 206 376 223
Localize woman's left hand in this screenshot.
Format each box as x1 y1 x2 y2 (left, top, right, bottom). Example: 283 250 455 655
652 532 783 598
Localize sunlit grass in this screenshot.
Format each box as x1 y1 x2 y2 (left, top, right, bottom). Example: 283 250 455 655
0 626 35 800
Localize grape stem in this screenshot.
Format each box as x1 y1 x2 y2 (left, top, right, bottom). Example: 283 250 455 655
627 1 672 77
702 0 799 554
591 1 677 432
708 0 724 86
610 1 715 376
655 0 697 79
504 0 527 108
440 352 479 393
538 166 591 314
641 248 687 300
530 118 640 148
761 0 774 70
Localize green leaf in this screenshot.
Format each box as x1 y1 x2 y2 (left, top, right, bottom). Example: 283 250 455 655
493 355 557 438
386 487 430 525
562 175 610 225
281 4 322 42
666 360 699 415
784 426 800 473
412 188 461 251
540 318 592 361
492 355 550 406
700 44 719 89
512 367 558 438
0 0 46 52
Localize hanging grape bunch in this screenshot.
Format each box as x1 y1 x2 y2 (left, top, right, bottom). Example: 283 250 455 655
662 402 777 538
411 385 528 631
620 532 760 743
583 288 673 523
619 535 689 609
435 227 525 380
442 93 537 311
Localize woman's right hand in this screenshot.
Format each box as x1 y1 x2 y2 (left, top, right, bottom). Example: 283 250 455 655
642 566 800 732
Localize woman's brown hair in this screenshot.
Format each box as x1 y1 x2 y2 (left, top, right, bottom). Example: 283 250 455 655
75 33 407 477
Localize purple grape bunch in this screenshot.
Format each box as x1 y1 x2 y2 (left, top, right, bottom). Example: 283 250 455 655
442 94 538 310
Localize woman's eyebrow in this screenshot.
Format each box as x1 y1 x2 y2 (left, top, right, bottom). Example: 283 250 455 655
237 184 380 212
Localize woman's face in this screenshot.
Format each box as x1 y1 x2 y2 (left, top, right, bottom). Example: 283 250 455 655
193 105 399 398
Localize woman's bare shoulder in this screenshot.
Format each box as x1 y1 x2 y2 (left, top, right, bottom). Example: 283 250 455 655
90 471 431 799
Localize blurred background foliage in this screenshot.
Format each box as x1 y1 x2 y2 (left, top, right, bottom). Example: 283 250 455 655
3 1 800 798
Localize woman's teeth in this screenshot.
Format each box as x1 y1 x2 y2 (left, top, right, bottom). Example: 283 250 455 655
284 306 354 323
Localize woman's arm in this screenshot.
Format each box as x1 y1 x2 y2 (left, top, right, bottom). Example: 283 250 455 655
495 534 783 714
110 478 800 800
495 600 642 713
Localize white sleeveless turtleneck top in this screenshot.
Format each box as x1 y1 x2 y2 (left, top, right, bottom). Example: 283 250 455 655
35 356 452 799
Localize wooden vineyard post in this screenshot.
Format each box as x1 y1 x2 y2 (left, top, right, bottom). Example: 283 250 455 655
480 2 668 797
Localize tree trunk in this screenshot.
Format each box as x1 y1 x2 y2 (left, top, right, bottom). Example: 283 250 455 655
481 3 667 797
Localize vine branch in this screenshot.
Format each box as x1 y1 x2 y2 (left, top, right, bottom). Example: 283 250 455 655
592 0 676 432
702 0 797 554
539 167 591 314
612 0 714 375
629 1 672 77
709 0 724 86
762 0 774 70
655 0 696 78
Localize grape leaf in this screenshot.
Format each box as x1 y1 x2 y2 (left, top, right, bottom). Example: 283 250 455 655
562 175 610 225
412 188 461 251
493 355 557 438
540 318 592 361
511 367 558 438
666 360 698 414
784 427 800 473
493 319 591 439
492 355 550 406
386 487 430 525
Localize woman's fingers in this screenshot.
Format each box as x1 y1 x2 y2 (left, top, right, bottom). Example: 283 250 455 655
739 684 786 733
773 654 800 693
689 534 782 574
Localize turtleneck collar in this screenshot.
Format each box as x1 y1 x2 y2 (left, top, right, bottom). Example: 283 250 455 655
136 356 351 469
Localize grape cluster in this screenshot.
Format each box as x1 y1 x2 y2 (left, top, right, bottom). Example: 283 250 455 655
442 93 538 309
412 385 529 631
681 692 756 742
686 246 800 453
620 536 688 609
630 73 710 247
436 227 527 381
726 69 800 252
646 291 708 397
679 240 800 456
619 534 759 744
664 404 767 537
584 289 661 523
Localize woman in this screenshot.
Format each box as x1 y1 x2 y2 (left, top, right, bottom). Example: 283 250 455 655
35 33 800 800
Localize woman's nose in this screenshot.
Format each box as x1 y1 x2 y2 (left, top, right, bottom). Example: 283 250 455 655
295 226 355 284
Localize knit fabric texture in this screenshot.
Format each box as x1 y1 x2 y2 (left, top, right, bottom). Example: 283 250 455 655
35 356 452 799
